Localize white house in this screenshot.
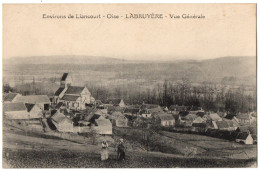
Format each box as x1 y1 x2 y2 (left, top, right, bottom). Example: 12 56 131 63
51 111 74 132
236 132 254 145
93 117 113 135
13 95 51 111
157 114 175 127
24 103 43 119
109 112 128 127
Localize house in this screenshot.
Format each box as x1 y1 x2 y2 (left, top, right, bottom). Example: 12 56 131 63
236 113 251 125
59 86 95 111
235 132 254 145
54 73 95 110
157 114 175 127
188 107 204 115
14 95 51 111
192 122 207 132
196 111 206 117
24 103 43 119
192 116 205 124
140 104 164 117
51 111 74 132
168 105 188 114
202 114 211 122
109 112 128 127
3 102 29 119
123 107 140 116
216 120 238 131
207 121 218 129
3 93 22 103
184 114 198 127
93 117 113 135
105 98 126 108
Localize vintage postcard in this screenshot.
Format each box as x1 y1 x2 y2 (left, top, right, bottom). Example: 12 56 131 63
2 3 257 168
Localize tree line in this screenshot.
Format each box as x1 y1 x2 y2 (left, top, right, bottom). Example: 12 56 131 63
3 77 256 114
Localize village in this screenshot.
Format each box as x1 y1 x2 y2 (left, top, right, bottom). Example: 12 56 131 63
3 72 257 150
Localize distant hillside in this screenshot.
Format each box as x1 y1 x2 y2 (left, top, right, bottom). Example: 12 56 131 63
3 55 126 65
3 56 256 87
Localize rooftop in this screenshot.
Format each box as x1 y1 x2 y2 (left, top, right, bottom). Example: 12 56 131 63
15 95 50 104
4 102 27 112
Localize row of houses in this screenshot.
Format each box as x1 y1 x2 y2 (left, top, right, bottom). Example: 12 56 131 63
3 73 257 145
3 93 51 119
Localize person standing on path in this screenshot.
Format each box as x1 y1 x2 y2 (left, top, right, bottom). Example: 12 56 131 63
101 140 109 161
117 139 126 161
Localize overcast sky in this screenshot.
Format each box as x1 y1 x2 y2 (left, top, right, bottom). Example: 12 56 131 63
3 4 256 61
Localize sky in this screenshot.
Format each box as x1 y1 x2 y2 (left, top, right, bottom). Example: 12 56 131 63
3 4 256 61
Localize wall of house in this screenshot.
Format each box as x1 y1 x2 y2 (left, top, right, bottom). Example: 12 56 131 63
5 111 29 119
81 89 92 104
94 124 112 135
245 136 254 144
29 106 43 119
56 121 74 132
238 118 250 125
161 120 175 127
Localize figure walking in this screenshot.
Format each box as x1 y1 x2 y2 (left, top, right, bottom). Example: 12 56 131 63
117 138 126 161
101 140 109 161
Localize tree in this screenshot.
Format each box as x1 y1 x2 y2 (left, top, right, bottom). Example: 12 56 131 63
3 84 13 93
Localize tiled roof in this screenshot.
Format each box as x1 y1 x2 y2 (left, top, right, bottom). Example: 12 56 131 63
216 121 229 129
196 112 206 117
95 118 112 126
15 95 50 104
169 105 188 111
64 86 86 95
4 93 19 102
236 113 250 120
193 116 204 123
185 114 198 121
52 111 72 124
236 132 250 140
61 95 80 101
209 113 222 121
4 102 27 112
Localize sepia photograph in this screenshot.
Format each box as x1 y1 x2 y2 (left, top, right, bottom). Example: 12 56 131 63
1 2 257 168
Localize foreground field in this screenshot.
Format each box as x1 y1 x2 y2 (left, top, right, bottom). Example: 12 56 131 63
2 123 257 168
114 127 257 159
3 148 257 168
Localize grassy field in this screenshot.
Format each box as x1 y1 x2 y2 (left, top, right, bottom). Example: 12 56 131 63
2 123 257 168
114 128 257 159
3 148 257 168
